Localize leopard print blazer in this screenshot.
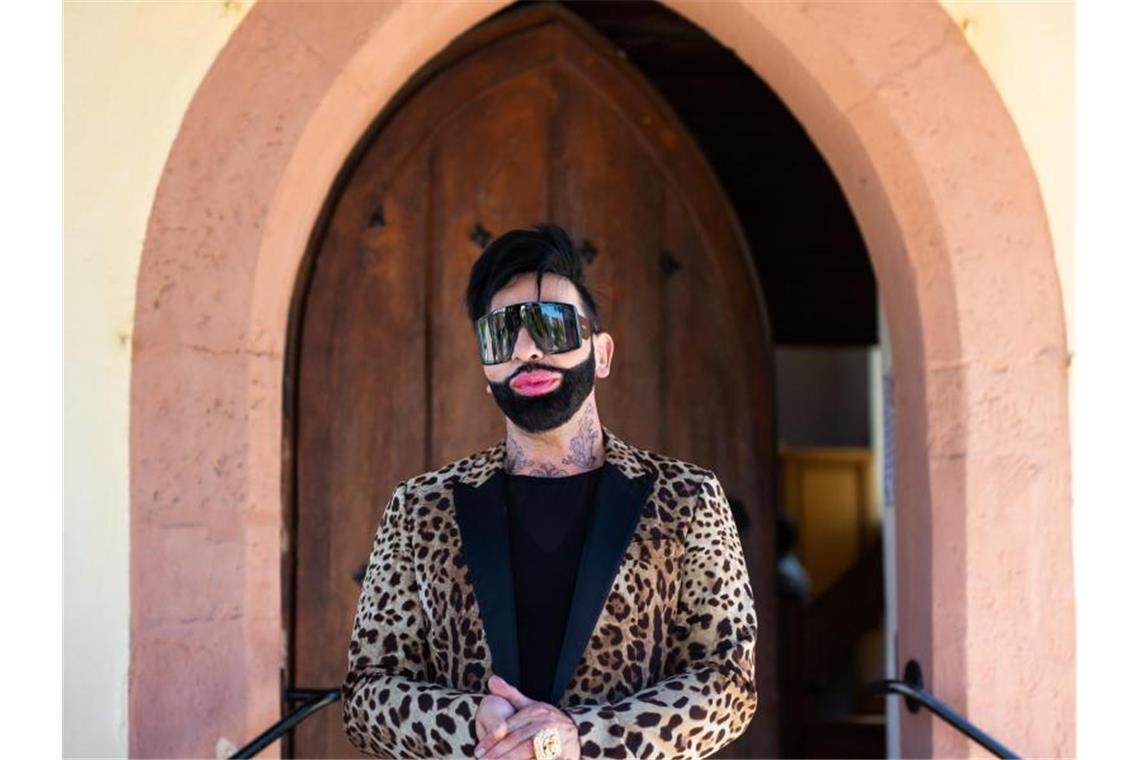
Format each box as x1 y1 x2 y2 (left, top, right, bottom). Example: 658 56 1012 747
342 428 758 758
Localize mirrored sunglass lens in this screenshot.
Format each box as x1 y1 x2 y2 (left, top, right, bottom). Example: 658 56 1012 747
491 310 515 363
551 304 572 345
526 303 553 343
530 302 578 352
477 309 516 364
476 318 495 363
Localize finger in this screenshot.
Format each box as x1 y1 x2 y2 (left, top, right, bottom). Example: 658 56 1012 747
482 722 542 760
475 717 503 742
473 720 510 758
503 704 561 733
473 704 497 743
488 675 534 709
488 674 534 706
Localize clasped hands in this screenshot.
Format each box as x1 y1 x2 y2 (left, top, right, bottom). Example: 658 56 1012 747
473 674 581 760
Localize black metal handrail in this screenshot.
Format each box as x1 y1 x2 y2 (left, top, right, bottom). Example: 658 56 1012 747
229 688 341 759
868 660 1019 759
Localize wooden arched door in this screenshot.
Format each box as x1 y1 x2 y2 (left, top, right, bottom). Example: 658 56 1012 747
286 3 777 757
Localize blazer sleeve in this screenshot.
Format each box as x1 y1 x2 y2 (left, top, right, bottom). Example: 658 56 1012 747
342 481 482 758
561 473 759 759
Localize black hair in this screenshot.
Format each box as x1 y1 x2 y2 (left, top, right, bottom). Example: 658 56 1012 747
465 223 603 330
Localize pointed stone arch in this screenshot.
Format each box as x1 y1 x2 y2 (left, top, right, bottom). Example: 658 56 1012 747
130 2 1073 756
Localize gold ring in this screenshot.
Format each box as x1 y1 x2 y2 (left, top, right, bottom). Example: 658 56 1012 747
532 726 561 760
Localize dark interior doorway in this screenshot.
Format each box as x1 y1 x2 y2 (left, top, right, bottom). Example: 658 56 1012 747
557 0 877 346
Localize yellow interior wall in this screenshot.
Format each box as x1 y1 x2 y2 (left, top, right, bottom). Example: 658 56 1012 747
779 448 877 595
63 2 252 755
61 0 1074 753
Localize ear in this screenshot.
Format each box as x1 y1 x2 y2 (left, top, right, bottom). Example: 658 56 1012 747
485 383 492 395
593 332 615 379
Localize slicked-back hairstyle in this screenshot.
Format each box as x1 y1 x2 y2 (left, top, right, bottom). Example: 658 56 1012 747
465 223 603 330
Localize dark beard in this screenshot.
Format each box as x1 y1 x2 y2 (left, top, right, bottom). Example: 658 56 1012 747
489 346 596 434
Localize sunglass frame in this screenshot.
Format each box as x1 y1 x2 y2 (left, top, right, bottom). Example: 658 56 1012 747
474 300 594 365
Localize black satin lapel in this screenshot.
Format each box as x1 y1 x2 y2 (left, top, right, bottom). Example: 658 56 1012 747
452 471 521 687
548 463 655 704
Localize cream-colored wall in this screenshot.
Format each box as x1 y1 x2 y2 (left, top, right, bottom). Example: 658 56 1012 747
63 1 251 755
62 0 1075 754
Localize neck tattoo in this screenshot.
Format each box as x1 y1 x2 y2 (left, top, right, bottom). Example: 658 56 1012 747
505 401 603 477
560 406 601 469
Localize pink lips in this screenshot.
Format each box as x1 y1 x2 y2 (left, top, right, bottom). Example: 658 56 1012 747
509 370 562 396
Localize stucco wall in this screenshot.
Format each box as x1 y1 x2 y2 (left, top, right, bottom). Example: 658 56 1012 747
63 2 252 756
63 0 1076 754
939 1 1074 349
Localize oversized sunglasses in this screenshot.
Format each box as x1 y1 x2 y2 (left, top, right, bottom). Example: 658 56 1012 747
474 301 594 365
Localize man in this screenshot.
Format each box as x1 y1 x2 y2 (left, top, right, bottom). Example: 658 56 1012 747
343 224 758 759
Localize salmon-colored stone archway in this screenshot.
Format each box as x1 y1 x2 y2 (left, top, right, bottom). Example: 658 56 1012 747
130 1 1074 756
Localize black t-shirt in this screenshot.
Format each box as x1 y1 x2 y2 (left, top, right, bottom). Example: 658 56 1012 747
505 467 602 703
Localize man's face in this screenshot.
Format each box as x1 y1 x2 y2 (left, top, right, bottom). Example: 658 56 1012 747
481 273 613 433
